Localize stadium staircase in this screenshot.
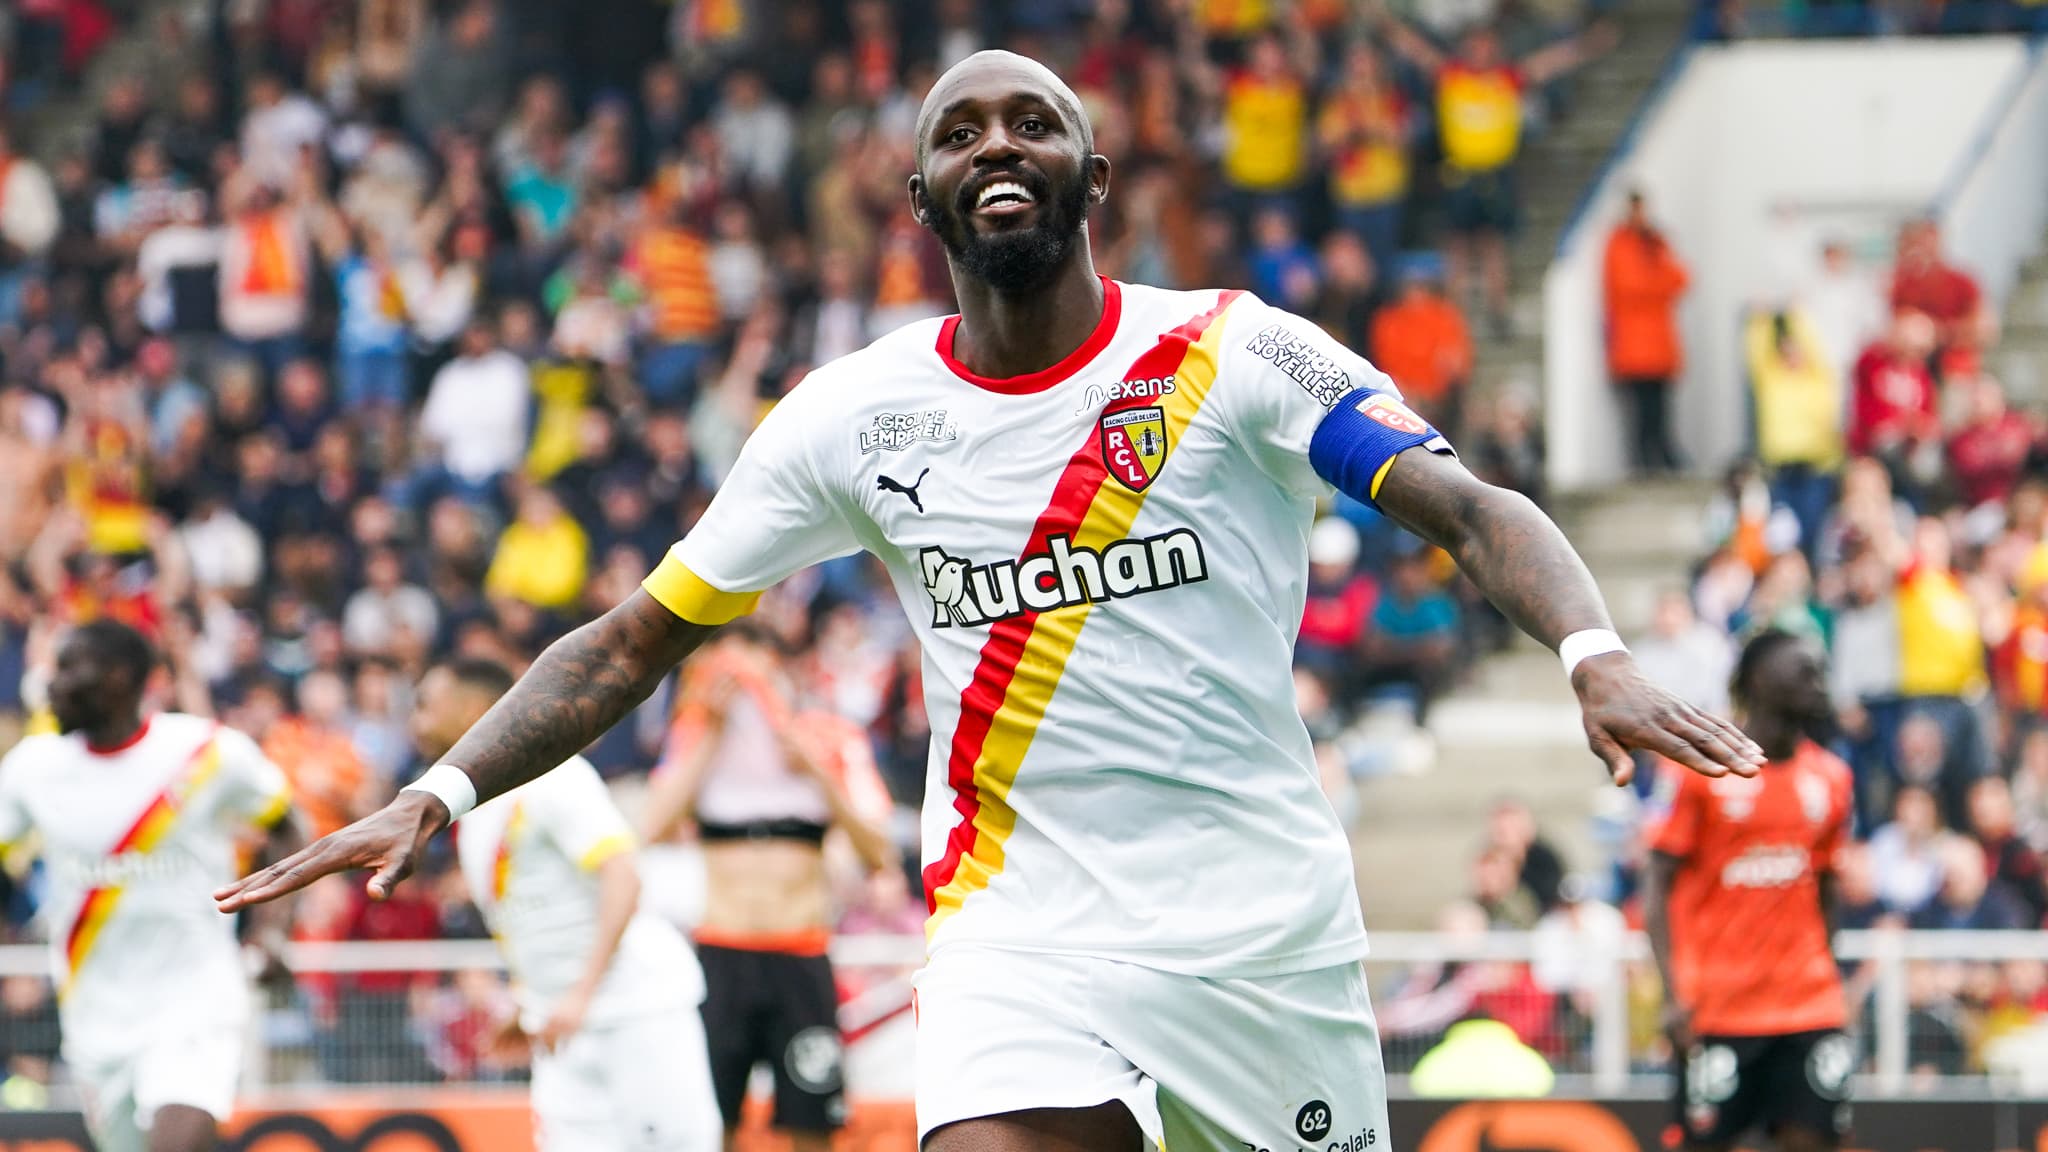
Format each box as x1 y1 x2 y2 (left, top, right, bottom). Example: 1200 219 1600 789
1474 0 1695 398
1352 0 1701 930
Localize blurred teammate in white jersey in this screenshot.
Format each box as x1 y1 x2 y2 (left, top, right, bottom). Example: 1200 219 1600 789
0 620 298 1152
417 658 721 1152
226 51 1766 1152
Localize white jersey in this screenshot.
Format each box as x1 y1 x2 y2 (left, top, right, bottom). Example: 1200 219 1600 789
455 757 700 1031
0 713 290 1053
645 281 1452 977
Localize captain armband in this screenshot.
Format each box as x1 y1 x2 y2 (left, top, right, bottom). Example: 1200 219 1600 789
1307 389 1456 511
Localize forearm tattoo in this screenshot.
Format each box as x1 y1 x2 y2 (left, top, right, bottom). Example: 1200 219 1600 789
1375 451 1614 651
442 591 715 804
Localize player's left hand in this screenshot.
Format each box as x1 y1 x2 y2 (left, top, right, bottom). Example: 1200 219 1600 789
1572 653 1763 787
537 989 591 1052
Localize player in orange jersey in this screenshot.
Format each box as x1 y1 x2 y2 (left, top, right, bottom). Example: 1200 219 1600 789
1645 629 1856 1152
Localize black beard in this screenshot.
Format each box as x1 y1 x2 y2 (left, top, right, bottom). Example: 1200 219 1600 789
931 174 1090 295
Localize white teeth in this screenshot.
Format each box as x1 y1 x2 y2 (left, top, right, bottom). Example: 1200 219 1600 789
977 181 1034 208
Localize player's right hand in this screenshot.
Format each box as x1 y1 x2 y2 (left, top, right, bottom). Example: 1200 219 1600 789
214 791 451 912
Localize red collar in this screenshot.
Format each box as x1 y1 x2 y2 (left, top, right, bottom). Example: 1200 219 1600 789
85 717 151 756
935 277 1122 395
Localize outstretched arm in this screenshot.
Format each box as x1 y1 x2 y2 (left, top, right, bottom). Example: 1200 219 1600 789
1374 448 1762 783
217 590 716 910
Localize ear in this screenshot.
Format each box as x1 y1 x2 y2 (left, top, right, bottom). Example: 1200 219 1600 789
907 175 931 227
1087 154 1112 205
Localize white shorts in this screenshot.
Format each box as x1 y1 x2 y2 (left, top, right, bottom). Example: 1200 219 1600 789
914 945 1389 1151
69 1019 242 1152
533 1004 723 1152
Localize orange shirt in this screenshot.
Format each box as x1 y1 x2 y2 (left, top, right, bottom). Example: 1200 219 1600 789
634 225 720 343
1369 294 1472 404
1998 603 2048 714
263 718 368 839
1603 226 1690 379
1647 743 1851 1036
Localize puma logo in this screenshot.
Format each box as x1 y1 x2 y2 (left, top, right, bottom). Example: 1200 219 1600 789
878 468 929 513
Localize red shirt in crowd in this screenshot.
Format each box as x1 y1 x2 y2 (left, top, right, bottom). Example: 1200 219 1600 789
1647 743 1853 1036
1892 260 1981 338
341 886 443 994
1300 573 1378 650
1849 343 1938 455
1948 410 2038 509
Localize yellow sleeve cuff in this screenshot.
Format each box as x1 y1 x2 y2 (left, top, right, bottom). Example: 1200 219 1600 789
641 549 762 625
576 832 636 872
253 790 293 829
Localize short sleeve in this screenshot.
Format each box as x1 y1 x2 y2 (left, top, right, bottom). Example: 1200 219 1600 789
1219 297 1454 503
216 726 292 829
530 760 636 872
645 385 862 624
1645 763 1704 861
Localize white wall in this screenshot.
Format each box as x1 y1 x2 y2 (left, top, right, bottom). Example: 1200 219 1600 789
1545 38 2040 493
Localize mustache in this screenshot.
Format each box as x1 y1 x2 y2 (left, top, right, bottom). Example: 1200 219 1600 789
954 167 1050 215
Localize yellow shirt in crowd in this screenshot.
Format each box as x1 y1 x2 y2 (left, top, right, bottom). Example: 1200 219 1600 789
1437 64 1524 173
485 513 589 611
1896 564 1987 698
1222 75 1307 191
1744 311 1843 470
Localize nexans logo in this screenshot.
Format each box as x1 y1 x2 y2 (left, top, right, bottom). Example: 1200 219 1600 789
919 529 1208 627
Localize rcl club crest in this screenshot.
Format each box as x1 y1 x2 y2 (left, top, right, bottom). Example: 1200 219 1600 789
1101 407 1167 491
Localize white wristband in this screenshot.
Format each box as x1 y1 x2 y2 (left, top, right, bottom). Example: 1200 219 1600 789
402 763 478 822
1560 629 1628 680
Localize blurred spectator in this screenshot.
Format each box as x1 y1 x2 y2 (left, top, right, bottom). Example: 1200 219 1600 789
1297 517 1375 693
1371 254 1471 438
1995 543 2048 725
218 176 312 381
1466 389 1545 503
342 547 439 660
1472 846 1541 930
1805 238 1885 375
404 0 512 141
1203 28 1317 221
1868 785 1949 917
248 674 366 843
1850 310 1940 500
2017 726 2048 850
1487 797 1567 915
1361 546 1461 720
1247 207 1317 312
1384 17 1614 329
1968 777 2047 928
1604 190 1690 475
1890 217 1990 355
1745 308 1841 554
415 318 530 509
483 484 588 613
1317 42 1409 277
1631 589 1735 718
0 125 58 325
1909 835 2026 931
1946 373 2036 512
239 71 328 191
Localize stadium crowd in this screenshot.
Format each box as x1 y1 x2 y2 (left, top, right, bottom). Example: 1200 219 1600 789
0 0 1603 1092
1404 208 2048 1084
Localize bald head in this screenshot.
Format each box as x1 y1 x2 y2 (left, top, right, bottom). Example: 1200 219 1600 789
916 50 1094 168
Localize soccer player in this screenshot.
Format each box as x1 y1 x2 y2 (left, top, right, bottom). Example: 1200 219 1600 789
0 619 298 1152
1644 629 1855 1152
221 50 1762 1152
418 659 721 1152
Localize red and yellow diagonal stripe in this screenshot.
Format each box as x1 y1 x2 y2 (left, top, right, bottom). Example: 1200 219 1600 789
63 730 224 997
922 290 1245 938
491 802 526 907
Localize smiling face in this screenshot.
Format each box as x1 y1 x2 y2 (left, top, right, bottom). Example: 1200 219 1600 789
910 52 1108 295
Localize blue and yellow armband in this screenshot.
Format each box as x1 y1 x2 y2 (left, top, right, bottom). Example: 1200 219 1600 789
1308 389 1456 511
